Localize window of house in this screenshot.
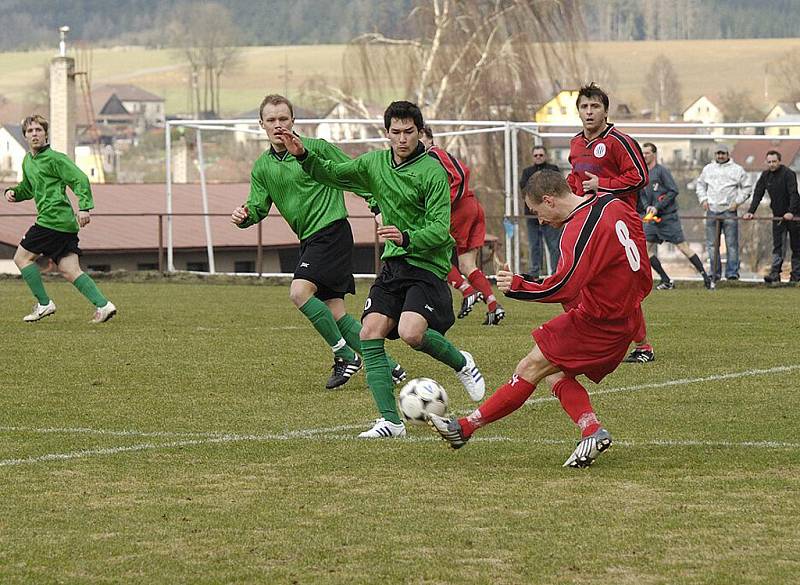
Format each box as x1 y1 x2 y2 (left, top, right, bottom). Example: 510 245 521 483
234 260 255 273
137 263 158 271
780 128 789 136
547 107 553 115
87 264 111 272
560 106 567 115
186 262 209 272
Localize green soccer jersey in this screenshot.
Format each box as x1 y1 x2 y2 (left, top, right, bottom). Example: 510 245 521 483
6 145 93 234
300 144 454 279
238 136 353 240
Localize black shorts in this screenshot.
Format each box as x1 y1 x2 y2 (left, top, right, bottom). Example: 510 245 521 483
644 214 686 245
19 224 81 263
294 218 356 301
363 258 455 340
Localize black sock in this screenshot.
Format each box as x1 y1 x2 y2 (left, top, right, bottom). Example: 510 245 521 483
649 255 670 282
688 254 707 275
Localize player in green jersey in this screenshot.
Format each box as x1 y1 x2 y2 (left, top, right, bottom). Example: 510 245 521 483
4 114 117 324
231 94 406 390
276 101 486 438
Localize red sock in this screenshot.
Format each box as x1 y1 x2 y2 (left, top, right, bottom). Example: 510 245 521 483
458 374 535 437
447 266 476 297
636 343 653 351
467 268 496 311
551 378 601 438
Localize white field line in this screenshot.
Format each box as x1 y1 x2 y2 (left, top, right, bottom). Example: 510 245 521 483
2 365 799 467
522 364 800 406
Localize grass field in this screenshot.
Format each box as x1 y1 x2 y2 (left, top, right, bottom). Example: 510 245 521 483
2 37 800 117
1 278 798 584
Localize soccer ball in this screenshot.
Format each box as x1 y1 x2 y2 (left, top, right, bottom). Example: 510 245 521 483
397 378 449 425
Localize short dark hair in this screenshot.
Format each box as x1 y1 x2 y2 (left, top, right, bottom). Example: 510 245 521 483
576 82 609 111
22 114 49 135
642 142 657 153
532 144 547 153
421 125 434 140
384 101 424 131
766 150 781 161
259 94 294 120
523 169 570 204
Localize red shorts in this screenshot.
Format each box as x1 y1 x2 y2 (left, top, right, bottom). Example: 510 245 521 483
450 197 486 255
532 306 644 383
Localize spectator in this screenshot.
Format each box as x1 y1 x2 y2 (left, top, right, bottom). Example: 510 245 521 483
743 150 800 283
695 144 752 281
519 145 561 278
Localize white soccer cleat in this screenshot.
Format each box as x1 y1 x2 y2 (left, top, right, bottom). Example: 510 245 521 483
563 428 613 468
455 350 485 401
23 300 56 322
90 301 117 324
357 418 407 439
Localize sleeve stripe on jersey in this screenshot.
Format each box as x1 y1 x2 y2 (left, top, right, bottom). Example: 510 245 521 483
506 195 617 301
602 130 648 194
445 151 467 202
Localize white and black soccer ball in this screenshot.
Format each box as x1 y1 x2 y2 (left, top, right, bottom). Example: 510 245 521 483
397 377 449 425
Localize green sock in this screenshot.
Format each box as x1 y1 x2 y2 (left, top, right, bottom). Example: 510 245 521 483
299 297 355 361
73 273 108 307
20 264 50 305
336 313 399 371
415 329 467 371
361 338 401 424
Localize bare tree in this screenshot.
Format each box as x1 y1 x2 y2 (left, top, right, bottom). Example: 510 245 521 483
329 0 585 239
719 88 764 133
169 2 241 117
775 49 800 102
643 55 682 120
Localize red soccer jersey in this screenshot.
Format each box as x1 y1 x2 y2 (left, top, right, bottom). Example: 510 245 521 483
505 194 652 321
427 146 474 204
567 124 648 209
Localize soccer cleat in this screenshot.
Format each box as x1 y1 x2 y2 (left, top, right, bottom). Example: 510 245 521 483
23 300 56 322
391 363 408 385
455 350 485 401
90 301 117 324
427 413 469 450
702 273 714 290
656 280 674 290
357 418 406 439
563 428 612 468
623 348 655 363
457 291 482 319
482 305 506 326
325 354 362 389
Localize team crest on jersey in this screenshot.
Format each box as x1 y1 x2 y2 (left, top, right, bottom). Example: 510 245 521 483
593 143 607 158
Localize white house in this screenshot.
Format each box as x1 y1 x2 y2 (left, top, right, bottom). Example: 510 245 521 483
682 95 724 135
764 102 800 137
0 124 27 182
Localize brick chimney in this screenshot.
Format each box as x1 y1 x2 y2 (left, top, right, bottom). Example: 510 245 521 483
49 26 76 159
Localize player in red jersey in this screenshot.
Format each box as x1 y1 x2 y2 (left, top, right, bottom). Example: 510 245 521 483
567 83 656 364
420 126 505 325
428 170 652 467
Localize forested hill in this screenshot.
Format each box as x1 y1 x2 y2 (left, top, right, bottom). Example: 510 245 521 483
1 0 799 51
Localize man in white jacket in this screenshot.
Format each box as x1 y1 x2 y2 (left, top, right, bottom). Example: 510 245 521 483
695 144 752 281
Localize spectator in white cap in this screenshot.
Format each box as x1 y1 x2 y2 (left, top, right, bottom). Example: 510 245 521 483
695 144 752 281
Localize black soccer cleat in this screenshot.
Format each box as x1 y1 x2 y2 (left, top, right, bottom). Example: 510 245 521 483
623 348 655 363
325 354 362 389
656 280 674 290
482 305 506 326
457 291 483 319
563 428 612 468
391 363 408 385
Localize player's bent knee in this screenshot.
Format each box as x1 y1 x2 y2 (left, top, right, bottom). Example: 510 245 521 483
515 344 559 385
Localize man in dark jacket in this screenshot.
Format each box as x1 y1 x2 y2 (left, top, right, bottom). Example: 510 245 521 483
743 150 800 283
638 143 712 289
519 145 561 278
